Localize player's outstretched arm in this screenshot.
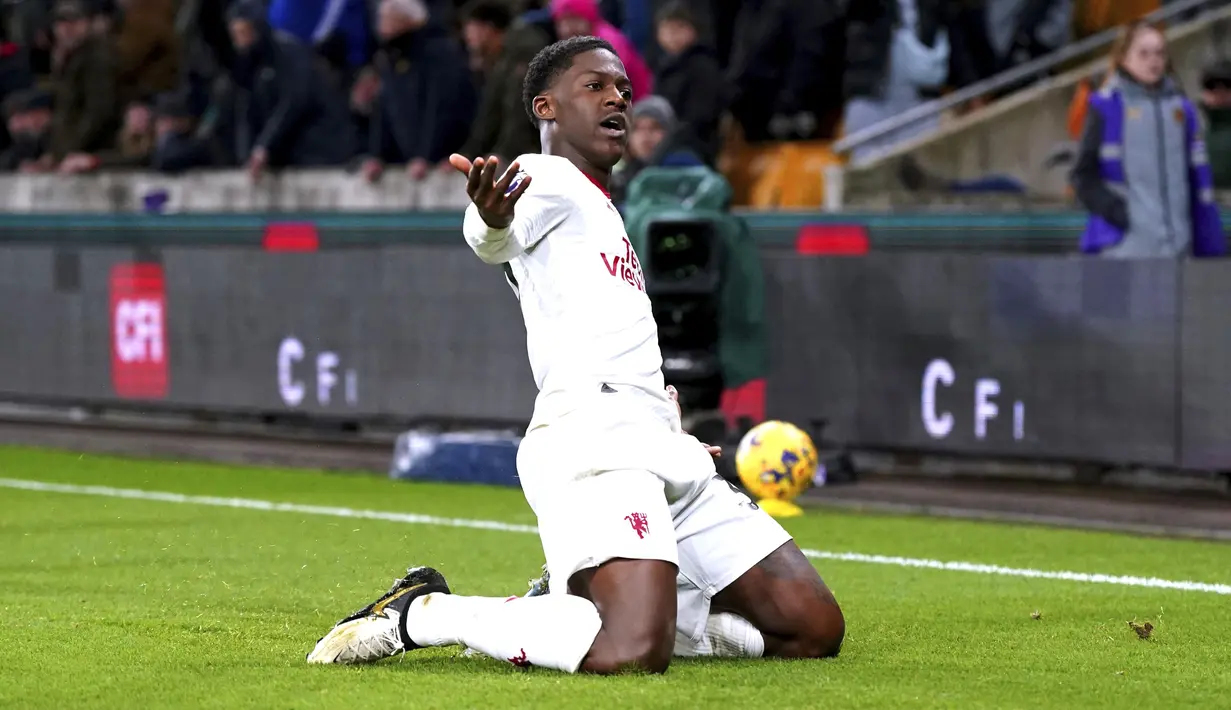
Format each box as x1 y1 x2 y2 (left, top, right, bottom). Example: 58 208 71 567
451 153 565 265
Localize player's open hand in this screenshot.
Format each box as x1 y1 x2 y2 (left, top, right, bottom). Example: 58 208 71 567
449 153 531 230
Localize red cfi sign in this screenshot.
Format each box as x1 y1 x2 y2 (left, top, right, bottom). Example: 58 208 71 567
109 263 169 399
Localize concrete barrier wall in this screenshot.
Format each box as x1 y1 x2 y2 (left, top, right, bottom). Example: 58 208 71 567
0 169 472 213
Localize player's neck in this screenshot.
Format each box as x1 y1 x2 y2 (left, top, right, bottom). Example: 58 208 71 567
542 140 612 191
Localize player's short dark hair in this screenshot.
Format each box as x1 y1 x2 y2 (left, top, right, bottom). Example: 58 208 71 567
522 35 617 124
461 0 512 31
655 0 696 27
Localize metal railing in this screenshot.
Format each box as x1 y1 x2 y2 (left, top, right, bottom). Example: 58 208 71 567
833 0 1225 158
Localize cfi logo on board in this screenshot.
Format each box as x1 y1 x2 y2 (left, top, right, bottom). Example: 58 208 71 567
110 263 169 399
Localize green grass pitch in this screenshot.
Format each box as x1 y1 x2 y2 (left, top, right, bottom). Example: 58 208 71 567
2 446 1230 709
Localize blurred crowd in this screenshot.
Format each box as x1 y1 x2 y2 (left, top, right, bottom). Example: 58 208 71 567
0 0 1091 180
0 0 1223 196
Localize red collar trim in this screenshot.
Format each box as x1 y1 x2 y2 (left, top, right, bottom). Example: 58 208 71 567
582 171 611 199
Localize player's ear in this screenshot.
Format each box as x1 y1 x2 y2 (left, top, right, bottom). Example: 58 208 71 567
533 95 555 122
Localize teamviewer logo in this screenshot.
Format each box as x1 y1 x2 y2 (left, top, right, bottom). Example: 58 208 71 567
110 263 169 399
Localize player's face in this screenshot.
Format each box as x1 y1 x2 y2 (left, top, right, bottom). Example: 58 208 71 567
550 49 632 169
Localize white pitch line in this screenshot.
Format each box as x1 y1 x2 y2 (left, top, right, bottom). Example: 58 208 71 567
3 477 1229 596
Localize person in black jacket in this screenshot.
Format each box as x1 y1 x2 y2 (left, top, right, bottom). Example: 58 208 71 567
150 91 224 173
651 1 723 163
359 0 477 181
226 0 356 180
0 88 52 171
727 0 842 142
460 0 513 79
457 17 550 167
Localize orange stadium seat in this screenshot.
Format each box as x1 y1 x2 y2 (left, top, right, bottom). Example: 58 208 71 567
747 145 789 208
1073 0 1161 38
746 142 843 209
718 132 777 207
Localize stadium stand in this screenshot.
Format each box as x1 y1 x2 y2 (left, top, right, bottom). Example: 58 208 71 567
0 0 1225 210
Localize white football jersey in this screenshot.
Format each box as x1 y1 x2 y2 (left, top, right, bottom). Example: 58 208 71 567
462 153 675 432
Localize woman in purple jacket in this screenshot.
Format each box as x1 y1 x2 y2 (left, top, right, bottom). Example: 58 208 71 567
1070 20 1224 258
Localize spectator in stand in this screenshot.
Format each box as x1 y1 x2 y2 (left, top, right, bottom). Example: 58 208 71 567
516 0 559 45
53 92 202 174
651 1 723 163
458 3 548 164
114 0 181 104
151 91 222 173
0 88 52 171
460 0 512 78
90 0 117 35
1199 58 1231 190
349 64 381 159
609 95 703 203
269 0 373 72
727 0 838 143
986 0 1072 73
615 0 652 58
225 0 355 180
178 0 236 119
980 0 1072 93
1071 21 1224 258
833 0 967 162
91 99 155 168
550 0 652 100
359 0 476 182
0 24 35 157
40 0 121 174
2 0 53 77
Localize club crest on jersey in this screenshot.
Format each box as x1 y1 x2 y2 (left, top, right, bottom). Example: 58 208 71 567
625 512 650 539
505 170 528 196
601 235 645 292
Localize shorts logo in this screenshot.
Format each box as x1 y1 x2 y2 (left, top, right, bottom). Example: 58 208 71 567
625 512 649 539
110 263 169 400
508 648 530 667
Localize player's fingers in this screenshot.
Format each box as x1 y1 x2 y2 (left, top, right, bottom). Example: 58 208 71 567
448 153 472 175
492 160 520 196
666 385 679 402
705 445 722 458
466 157 485 197
472 158 498 205
478 155 500 195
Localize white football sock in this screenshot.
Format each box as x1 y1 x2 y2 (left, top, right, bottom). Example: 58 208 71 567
673 613 765 658
405 593 602 673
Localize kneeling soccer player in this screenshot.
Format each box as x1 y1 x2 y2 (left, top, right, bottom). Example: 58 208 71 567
306 36 844 674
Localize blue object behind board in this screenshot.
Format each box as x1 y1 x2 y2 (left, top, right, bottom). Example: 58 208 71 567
389 431 521 487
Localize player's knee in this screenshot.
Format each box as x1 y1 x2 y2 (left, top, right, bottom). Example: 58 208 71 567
584 621 675 674
619 629 674 674
797 598 845 659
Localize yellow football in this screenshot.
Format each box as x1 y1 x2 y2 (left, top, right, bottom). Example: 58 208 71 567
734 420 819 503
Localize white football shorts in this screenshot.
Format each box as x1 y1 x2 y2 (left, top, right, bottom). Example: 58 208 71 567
517 393 793 645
